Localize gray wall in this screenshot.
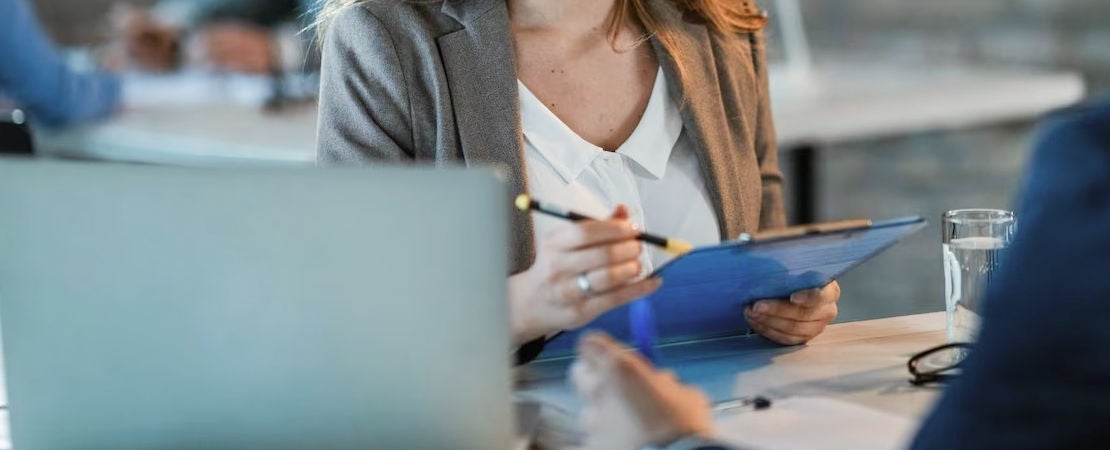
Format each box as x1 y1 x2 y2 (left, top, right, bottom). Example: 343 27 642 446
772 0 1108 321
798 0 1110 90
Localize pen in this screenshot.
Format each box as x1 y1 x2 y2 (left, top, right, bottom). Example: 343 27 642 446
515 194 675 365
714 396 774 414
514 194 694 256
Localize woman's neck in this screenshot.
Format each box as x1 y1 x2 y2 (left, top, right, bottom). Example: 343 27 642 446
507 0 619 35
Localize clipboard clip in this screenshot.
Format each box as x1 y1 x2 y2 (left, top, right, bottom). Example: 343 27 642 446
737 219 874 244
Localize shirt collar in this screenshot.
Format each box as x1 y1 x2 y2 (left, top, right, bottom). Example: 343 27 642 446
518 80 600 184
617 68 683 180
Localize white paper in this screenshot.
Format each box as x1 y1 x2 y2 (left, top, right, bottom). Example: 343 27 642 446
715 397 918 450
122 72 273 108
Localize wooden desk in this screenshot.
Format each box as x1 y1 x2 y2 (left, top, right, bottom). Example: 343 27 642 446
515 312 948 449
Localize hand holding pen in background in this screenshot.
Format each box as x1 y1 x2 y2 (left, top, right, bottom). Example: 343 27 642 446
509 200 663 347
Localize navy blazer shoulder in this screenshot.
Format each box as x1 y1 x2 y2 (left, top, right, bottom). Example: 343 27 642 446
912 98 1110 449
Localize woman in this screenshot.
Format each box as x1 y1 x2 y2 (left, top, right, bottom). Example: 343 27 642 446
314 0 840 362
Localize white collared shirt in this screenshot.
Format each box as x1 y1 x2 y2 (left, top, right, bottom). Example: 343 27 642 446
520 68 722 274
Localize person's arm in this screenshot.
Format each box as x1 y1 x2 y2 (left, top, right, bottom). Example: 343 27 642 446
315 5 414 163
738 28 840 346
749 29 787 231
0 0 120 127
571 332 750 450
911 101 1110 450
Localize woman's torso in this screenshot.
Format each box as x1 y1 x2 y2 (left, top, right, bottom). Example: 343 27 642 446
316 0 785 273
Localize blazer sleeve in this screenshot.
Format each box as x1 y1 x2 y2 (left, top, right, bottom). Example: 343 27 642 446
750 30 787 230
315 5 414 165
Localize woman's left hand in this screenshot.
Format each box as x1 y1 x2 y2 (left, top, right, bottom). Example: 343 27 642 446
744 281 841 345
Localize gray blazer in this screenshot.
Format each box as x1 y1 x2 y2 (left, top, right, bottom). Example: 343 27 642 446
316 0 786 275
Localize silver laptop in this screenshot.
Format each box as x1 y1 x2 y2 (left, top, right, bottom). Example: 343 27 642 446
0 160 512 449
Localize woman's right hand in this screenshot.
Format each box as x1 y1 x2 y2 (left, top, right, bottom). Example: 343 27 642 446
509 205 663 346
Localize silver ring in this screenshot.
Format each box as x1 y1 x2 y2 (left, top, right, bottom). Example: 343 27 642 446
576 273 593 296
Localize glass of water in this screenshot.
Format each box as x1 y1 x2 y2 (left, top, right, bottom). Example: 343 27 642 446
942 209 1015 344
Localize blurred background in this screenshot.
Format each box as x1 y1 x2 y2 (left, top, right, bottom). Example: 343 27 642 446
765 0 1108 320
17 0 1110 322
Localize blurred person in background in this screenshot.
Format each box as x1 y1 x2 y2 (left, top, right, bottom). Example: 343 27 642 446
0 0 120 127
569 98 1110 450
111 0 317 74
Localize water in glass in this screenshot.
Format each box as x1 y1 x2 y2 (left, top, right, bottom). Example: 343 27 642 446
943 236 1005 343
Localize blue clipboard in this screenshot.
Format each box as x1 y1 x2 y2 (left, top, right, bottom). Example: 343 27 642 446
541 216 927 360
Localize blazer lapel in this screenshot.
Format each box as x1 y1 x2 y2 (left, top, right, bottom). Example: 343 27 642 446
438 0 535 272
648 3 752 240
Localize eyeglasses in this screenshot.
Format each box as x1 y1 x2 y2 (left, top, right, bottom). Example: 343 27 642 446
907 342 972 386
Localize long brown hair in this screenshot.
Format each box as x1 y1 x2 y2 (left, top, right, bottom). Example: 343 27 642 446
605 0 766 50
313 0 766 78
606 0 766 83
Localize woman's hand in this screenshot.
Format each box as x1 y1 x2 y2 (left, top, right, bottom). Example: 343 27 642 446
508 206 662 346
745 281 841 345
571 332 715 450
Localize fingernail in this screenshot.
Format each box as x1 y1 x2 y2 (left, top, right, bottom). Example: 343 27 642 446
790 291 813 305
754 301 769 314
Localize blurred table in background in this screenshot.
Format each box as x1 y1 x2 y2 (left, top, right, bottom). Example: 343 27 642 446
771 63 1084 147
770 63 1084 223
35 66 1083 192
35 72 318 167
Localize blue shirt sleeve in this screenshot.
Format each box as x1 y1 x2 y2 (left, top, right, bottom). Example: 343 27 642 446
0 0 121 127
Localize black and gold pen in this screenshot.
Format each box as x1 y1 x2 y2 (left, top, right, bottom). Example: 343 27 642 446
514 194 694 256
